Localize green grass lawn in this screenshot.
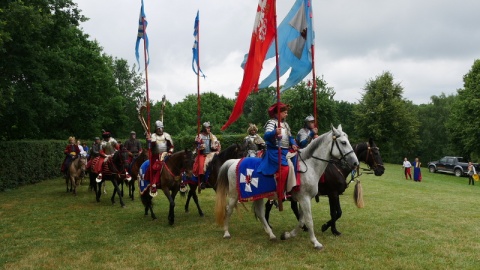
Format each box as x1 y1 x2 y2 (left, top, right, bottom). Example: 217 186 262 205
1 163 479 269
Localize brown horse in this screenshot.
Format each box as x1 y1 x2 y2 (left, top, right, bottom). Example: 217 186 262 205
183 143 246 216
65 155 87 195
128 151 148 201
89 148 130 207
140 149 194 225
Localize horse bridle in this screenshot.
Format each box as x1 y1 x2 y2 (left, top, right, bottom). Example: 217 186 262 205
299 134 355 173
358 142 383 171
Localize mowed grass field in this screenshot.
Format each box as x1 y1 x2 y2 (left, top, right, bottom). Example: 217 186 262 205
1 163 479 270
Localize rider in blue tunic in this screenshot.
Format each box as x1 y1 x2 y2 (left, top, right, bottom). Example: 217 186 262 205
257 102 298 211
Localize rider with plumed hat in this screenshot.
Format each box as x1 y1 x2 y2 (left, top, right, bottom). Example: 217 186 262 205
244 123 265 157
257 102 298 210
296 115 318 149
194 121 220 191
90 131 119 177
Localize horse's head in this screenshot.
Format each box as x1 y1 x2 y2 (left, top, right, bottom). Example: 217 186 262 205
182 149 195 178
79 155 87 171
167 149 195 178
330 124 358 169
111 147 129 172
355 138 385 176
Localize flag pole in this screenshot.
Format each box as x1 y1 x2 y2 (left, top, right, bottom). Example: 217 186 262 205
196 13 201 136
311 44 317 128
141 15 153 187
273 0 283 211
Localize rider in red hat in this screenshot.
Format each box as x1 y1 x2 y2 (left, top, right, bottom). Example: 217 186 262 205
257 102 298 211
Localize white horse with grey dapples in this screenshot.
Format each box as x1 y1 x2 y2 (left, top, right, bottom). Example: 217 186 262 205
215 124 358 250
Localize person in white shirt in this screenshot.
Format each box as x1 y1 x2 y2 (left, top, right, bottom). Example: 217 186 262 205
402 157 412 180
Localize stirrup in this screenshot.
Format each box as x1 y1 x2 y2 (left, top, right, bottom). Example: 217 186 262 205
149 185 158 197
125 172 132 182
95 173 103 183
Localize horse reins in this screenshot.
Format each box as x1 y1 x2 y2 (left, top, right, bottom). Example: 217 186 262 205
356 142 383 172
298 134 355 173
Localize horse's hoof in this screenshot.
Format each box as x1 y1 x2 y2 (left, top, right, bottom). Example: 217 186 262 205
121 205 126 208
315 245 325 251
332 230 341 236
269 236 277 241
199 213 204 217
280 232 288 240
223 233 231 239
321 224 329 232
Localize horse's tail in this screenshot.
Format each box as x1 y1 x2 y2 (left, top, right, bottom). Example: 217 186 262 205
353 180 364 208
214 160 235 226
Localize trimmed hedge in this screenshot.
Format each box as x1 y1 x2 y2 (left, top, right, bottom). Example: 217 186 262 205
0 134 248 191
0 140 66 191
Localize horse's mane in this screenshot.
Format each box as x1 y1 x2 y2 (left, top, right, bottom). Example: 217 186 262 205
300 130 333 159
216 144 239 160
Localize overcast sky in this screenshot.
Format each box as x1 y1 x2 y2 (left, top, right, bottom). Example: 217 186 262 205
75 0 480 105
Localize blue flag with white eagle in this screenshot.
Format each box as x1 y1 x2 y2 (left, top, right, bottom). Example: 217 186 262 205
256 0 314 91
135 0 149 70
192 10 206 78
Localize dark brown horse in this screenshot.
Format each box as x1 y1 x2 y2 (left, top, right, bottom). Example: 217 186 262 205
128 151 148 200
140 149 194 225
88 148 130 207
65 155 87 195
183 143 246 216
265 138 385 236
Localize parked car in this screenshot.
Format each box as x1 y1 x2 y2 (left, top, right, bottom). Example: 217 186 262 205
428 156 479 177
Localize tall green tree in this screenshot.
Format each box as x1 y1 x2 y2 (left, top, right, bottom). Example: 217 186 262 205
447 59 480 160
416 93 457 162
354 71 420 163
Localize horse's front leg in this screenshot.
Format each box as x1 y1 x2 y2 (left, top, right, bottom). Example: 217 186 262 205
111 178 126 208
253 199 276 240
185 185 194 213
322 194 342 236
71 176 78 196
162 187 175 225
282 196 323 250
129 181 135 200
95 180 102 202
191 186 204 217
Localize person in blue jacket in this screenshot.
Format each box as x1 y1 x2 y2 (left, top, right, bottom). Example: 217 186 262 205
257 102 298 211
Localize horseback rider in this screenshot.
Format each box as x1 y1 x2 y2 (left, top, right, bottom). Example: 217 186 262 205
265 114 318 227
124 131 143 163
257 102 298 211
88 137 101 161
61 136 80 176
244 123 265 157
194 121 220 191
146 120 174 194
91 131 119 179
296 115 318 148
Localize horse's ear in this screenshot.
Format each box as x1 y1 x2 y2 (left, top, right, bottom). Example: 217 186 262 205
369 137 374 146
337 124 342 132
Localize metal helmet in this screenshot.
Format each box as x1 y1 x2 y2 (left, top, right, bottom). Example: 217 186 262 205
203 121 211 128
304 115 315 122
155 120 164 129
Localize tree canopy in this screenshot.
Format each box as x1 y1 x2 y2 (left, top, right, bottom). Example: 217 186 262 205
1 0 479 164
